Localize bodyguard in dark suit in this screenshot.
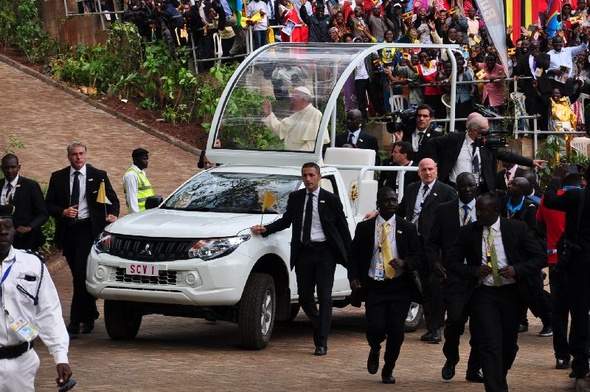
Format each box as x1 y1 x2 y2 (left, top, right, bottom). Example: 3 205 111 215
495 160 526 192
348 187 422 384
251 162 351 356
397 158 456 343
446 192 544 392
378 141 420 194
1 154 48 250
335 109 381 165
46 142 119 335
424 114 544 192
392 104 443 163
426 173 483 383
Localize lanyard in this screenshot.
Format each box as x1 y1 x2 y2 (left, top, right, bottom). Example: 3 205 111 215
459 206 475 226
0 257 16 287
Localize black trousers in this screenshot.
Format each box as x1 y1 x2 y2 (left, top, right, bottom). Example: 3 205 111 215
469 284 524 392
442 277 480 372
565 252 590 376
365 273 413 373
62 220 98 324
295 243 336 349
549 265 570 360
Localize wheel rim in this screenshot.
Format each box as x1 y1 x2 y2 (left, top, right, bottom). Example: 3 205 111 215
260 288 273 336
406 302 419 323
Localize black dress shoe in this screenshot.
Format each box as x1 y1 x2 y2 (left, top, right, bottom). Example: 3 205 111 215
79 322 94 334
518 324 528 333
381 372 396 384
555 358 571 369
466 370 484 383
366 350 380 374
66 323 81 335
314 346 327 356
442 358 459 380
569 370 587 379
429 329 442 344
420 331 433 341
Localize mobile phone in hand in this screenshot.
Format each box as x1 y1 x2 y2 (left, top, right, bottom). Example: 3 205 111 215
58 379 76 392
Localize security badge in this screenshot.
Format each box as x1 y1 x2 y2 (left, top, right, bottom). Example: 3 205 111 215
9 317 39 342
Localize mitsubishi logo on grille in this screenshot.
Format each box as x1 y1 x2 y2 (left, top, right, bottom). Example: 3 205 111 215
139 243 153 256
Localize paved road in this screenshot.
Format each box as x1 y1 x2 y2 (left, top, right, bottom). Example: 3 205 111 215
0 58 582 391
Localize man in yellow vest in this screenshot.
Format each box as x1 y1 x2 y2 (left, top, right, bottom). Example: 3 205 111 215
123 148 155 213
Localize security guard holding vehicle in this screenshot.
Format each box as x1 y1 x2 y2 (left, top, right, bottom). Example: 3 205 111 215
0 204 72 391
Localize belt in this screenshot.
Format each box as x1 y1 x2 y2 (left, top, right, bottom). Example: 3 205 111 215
301 241 327 248
0 340 34 360
72 218 91 225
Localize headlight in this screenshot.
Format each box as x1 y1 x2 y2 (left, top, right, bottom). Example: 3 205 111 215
94 231 112 254
188 235 251 261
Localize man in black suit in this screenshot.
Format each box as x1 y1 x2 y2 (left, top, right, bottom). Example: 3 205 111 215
392 104 443 163
513 39 552 130
495 157 526 192
348 187 422 384
251 162 351 356
1 154 48 251
379 141 420 195
335 109 380 165
424 113 545 192
397 158 456 343
446 192 544 392
426 172 483 383
45 141 120 335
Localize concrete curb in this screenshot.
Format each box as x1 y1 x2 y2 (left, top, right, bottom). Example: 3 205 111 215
0 53 201 157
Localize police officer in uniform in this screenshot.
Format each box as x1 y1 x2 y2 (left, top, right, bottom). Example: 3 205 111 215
0 205 72 391
123 148 155 213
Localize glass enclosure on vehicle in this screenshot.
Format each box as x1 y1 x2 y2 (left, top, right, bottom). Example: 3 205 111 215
206 43 459 168
164 171 300 214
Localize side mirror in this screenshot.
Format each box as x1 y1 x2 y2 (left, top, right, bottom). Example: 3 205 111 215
145 195 163 210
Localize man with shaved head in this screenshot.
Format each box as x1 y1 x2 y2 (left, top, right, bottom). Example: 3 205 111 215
397 158 456 344
423 113 545 193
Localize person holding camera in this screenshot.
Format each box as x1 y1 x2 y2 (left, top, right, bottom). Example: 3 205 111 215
544 165 590 379
423 113 545 193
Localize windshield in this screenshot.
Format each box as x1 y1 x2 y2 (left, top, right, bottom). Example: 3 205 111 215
162 171 301 213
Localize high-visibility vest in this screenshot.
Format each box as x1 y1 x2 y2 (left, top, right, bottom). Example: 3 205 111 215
124 167 155 212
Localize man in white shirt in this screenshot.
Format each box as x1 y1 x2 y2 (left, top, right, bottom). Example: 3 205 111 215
246 0 269 50
546 33 590 97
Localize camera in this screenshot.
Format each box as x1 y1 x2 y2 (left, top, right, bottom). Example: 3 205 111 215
555 237 581 273
58 379 76 392
473 129 509 150
384 108 416 134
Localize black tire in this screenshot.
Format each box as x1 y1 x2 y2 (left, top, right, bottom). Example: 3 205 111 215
404 302 423 333
238 273 276 350
104 300 142 340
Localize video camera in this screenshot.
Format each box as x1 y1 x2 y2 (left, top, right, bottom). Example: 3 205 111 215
473 129 510 150
383 108 417 134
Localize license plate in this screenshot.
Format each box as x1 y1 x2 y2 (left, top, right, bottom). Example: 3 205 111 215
126 263 161 276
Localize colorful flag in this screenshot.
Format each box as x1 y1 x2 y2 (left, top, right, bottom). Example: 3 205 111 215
97 180 111 205
261 190 276 212
546 0 562 38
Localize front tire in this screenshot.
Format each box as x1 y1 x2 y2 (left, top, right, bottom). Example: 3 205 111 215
104 300 142 340
238 273 276 350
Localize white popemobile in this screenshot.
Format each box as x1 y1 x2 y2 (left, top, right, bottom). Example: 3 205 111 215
86 42 460 349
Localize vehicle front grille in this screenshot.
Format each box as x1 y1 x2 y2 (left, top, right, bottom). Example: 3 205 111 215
110 235 195 261
115 267 178 285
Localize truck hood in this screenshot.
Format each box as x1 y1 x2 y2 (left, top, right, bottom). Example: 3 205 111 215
106 209 280 238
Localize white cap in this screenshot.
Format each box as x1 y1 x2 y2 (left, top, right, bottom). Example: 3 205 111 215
293 86 312 97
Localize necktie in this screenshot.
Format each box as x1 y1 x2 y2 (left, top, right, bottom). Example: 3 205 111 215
381 222 395 279
70 171 80 207
421 184 429 199
461 204 471 225
471 142 480 176
347 133 354 145
302 193 313 244
505 170 511 186
418 132 425 145
486 227 502 286
4 183 12 204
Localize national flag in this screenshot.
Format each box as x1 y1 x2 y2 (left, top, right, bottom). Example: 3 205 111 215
261 190 277 212
546 0 562 38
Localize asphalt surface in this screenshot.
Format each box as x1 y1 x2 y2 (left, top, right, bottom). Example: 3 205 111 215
0 56 585 391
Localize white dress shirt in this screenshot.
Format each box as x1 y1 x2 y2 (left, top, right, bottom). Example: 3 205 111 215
301 187 326 242
1 175 18 205
481 218 515 286
70 165 89 219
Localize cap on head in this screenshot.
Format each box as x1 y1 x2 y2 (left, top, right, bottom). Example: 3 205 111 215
0 205 15 220
393 2 402 7
293 86 312 97
132 148 149 158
